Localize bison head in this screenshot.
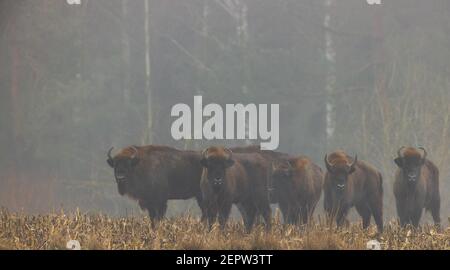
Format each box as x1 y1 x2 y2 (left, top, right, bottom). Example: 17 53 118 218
324 152 357 192
394 146 426 183
200 146 234 192
271 160 293 181
271 160 294 196
107 146 140 195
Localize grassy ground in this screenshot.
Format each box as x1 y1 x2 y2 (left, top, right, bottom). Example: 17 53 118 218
0 209 449 250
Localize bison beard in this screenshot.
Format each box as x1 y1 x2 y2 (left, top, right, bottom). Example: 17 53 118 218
272 157 323 225
107 145 206 222
393 146 440 228
200 146 272 232
323 151 383 233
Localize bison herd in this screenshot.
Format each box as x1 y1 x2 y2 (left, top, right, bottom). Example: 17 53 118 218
107 145 441 232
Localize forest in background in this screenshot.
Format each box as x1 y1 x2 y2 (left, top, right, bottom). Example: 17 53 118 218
1 0 450 223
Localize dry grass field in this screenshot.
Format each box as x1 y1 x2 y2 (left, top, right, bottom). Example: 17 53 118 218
1 209 449 250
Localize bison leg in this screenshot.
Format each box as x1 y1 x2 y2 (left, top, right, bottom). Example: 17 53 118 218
299 207 308 225
142 201 166 224
155 200 168 221
395 197 409 227
367 193 383 233
205 205 218 230
278 202 290 225
301 203 316 225
355 203 371 230
371 206 383 233
398 215 409 228
240 203 257 232
411 208 423 228
259 203 272 230
218 203 232 230
236 203 247 225
429 198 441 227
335 206 349 228
195 195 207 223
290 207 301 225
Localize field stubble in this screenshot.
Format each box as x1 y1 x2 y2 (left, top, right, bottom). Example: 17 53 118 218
0 209 449 250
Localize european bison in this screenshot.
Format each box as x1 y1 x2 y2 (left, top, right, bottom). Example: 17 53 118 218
393 146 440 227
229 145 291 203
272 156 323 225
107 145 205 221
200 146 272 231
324 151 383 232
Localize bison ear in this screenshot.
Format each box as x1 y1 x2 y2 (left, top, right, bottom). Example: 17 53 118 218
394 157 403 168
200 158 208 167
225 159 235 168
107 158 114 168
130 158 140 167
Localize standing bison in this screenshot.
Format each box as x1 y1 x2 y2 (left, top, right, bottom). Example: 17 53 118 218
393 146 440 227
107 145 205 221
323 151 383 232
200 146 272 231
271 156 323 225
227 145 291 204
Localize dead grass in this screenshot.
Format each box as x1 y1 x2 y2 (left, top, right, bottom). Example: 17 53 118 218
0 209 449 250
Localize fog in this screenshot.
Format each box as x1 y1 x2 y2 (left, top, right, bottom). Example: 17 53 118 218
1 0 449 223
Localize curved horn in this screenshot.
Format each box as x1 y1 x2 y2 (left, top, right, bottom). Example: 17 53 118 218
349 154 358 169
271 161 277 171
224 147 233 160
397 146 406 158
130 146 139 159
201 148 209 159
285 159 293 169
324 154 333 172
107 147 114 160
418 147 427 161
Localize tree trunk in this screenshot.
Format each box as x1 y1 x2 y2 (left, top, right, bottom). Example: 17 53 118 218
121 0 131 105
144 0 153 144
238 1 253 145
324 0 336 145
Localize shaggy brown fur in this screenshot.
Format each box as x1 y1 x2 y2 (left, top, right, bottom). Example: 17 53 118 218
227 145 292 203
272 156 323 225
200 146 272 231
107 145 205 221
393 146 440 227
324 150 383 233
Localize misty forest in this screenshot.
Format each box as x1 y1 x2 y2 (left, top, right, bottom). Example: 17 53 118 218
1 0 450 225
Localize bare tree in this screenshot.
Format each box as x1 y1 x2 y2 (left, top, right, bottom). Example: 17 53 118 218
324 0 336 145
121 0 131 105
144 0 153 144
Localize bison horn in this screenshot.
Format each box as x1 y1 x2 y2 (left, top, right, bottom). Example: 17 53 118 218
107 147 114 160
324 154 333 172
201 148 209 159
224 147 233 160
271 162 277 171
285 160 293 169
418 147 427 161
349 154 358 169
130 146 139 159
397 146 406 158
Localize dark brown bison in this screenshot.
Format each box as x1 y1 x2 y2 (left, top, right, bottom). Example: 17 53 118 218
228 145 291 203
107 145 205 221
200 146 272 231
324 151 383 232
272 156 323 225
393 146 440 227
